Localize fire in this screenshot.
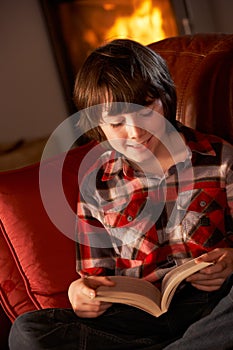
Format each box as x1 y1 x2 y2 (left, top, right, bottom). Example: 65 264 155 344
56 0 178 74
104 0 176 45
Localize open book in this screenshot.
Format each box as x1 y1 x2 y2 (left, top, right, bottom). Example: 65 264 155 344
95 259 212 317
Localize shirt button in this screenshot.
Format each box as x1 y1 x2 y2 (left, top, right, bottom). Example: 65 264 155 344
127 215 133 222
200 200 206 207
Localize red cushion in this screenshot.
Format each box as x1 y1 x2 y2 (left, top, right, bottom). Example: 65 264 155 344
0 142 94 320
0 226 35 321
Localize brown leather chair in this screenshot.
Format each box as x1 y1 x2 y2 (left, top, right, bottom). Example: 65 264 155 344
0 34 232 349
149 33 233 144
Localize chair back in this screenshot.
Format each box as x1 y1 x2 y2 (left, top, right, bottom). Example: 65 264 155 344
149 33 233 144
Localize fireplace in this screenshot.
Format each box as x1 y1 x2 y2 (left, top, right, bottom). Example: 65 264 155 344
41 0 178 112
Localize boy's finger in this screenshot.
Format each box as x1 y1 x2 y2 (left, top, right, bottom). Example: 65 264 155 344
81 282 96 299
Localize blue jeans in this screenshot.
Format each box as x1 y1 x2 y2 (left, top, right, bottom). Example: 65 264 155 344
164 284 233 350
9 279 232 350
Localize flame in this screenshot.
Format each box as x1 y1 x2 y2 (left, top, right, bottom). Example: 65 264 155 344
57 0 178 73
104 0 166 44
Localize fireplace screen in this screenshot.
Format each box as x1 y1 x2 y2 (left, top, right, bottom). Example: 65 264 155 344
42 0 178 112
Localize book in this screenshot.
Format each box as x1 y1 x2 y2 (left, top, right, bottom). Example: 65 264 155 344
95 259 213 317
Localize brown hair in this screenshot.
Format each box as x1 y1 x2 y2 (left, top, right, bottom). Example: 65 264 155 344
73 39 177 142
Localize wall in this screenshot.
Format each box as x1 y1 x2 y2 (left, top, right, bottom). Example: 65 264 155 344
210 0 233 33
174 0 233 34
0 0 68 143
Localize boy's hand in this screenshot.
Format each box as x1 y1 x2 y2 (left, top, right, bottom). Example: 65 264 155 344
68 276 115 318
186 248 233 291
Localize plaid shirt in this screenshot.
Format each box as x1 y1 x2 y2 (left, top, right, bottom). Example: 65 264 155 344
76 123 233 285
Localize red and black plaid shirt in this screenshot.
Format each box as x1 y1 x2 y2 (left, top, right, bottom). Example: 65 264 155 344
76 124 233 285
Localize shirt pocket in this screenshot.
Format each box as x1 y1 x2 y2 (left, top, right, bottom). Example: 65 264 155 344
102 194 148 229
177 187 227 247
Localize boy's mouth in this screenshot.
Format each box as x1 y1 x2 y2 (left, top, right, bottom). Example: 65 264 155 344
127 135 153 148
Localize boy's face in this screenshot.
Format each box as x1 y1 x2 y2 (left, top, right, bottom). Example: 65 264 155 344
100 99 166 165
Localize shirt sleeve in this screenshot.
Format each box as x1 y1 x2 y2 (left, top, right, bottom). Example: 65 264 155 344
76 192 116 277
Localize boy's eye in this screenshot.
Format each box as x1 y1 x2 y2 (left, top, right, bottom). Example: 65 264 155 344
110 122 123 128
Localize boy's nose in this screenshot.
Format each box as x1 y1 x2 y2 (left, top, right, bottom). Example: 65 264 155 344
125 124 145 139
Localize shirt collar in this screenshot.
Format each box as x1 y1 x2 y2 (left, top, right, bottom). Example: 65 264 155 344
101 151 122 181
176 122 216 156
101 151 139 181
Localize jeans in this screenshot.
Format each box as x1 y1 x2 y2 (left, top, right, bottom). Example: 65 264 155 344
9 278 233 350
164 284 233 350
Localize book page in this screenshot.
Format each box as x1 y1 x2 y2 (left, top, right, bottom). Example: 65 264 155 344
96 276 163 316
160 259 212 312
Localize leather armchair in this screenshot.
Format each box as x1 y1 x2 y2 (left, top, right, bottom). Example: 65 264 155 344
0 33 232 349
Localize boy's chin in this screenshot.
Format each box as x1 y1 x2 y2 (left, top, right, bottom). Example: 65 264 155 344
126 154 155 169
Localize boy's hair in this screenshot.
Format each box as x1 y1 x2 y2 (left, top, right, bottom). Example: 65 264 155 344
73 39 177 142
